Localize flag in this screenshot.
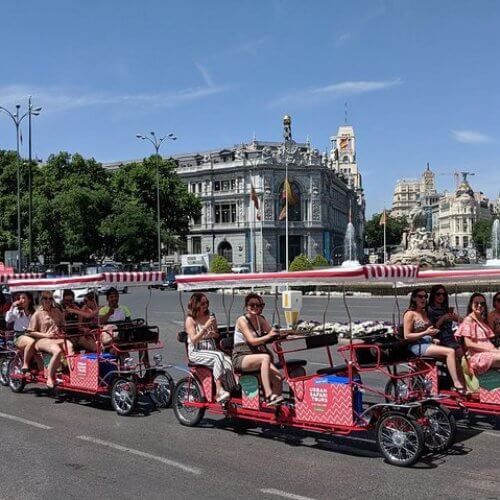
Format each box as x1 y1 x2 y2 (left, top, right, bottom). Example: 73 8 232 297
250 184 261 220
278 205 287 221
278 179 297 221
379 210 388 226
339 137 349 150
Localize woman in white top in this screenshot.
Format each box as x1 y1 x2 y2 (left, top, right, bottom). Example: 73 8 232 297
5 292 36 373
232 293 283 406
185 293 235 403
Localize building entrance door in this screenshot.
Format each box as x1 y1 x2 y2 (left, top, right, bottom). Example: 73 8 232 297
279 235 302 270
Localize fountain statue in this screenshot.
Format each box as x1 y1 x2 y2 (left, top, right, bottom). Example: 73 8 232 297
389 203 456 267
486 219 500 266
341 221 360 267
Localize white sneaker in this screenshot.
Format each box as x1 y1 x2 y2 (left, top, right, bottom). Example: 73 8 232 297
216 390 230 403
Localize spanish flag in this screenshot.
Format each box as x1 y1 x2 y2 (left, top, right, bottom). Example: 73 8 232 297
250 184 261 220
278 179 297 220
339 137 349 150
379 210 388 227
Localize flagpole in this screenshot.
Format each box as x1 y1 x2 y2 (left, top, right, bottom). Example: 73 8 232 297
383 207 387 264
260 165 264 272
283 115 291 271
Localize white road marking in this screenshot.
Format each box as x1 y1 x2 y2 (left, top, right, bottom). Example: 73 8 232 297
76 435 202 475
260 489 318 500
0 411 53 430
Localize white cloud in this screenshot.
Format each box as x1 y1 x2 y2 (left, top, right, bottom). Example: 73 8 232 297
335 32 354 46
270 78 402 108
0 79 227 114
451 129 493 144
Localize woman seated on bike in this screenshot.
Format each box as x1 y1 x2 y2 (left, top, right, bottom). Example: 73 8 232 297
65 292 99 352
427 285 462 354
28 290 71 389
185 293 235 403
455 293 500 375
487 291 500 347
403 288 468 395
233 293 283 406
5 292 36 372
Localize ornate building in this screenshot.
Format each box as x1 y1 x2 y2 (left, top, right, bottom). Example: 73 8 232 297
391 164 437 218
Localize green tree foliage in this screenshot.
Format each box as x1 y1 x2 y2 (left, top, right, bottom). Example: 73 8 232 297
0 150 201 266
289 254 313 272
210 254 232 273
310 254 329 267
472 218 493 255
364 213 408 249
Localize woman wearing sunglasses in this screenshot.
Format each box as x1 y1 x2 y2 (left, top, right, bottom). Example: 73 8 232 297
427 285 462 353
232 293 283 406
27 291 69 389
487 291 500 347
185 292 235 403
455 293 500 375
404 288 467 394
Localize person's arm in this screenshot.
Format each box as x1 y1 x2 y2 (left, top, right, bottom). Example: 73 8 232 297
26 313 53 339
67 307 96 319
99 306 115 323
5 303 21 324
403 312 437 341
236 316 279 346
185 316 215 344
463 335 497 353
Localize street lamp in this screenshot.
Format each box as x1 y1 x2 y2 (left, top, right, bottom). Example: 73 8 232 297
136 131 177 270
0 102 32 271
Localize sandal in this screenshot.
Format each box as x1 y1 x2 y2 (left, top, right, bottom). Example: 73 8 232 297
451 386 470 397
216 390 230 403
266 394 284 406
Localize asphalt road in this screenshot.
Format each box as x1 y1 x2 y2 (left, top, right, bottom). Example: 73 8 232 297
0 289 499 500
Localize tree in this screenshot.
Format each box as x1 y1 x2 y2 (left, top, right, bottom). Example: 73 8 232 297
472 218 493 256
311 254 329 267
364 213 408 249
103 156 201 261
210 254 232 273
289 254 313 272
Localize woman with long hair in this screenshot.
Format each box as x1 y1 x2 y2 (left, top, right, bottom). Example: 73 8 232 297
5 292 36 372
427 285 462 352
232 292 283 406
487 291 500 347
455 293 500 374
185 292 235 402
403 288 467 394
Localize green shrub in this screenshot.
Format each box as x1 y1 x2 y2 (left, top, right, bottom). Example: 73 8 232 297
289 254 313 272
210 254 232 273
311 254 329 267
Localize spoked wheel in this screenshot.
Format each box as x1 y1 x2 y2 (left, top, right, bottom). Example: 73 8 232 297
110 378 138 416
149 372 174 408
8 357 26 393
173 377 206 427
0 357 10 386
376 411 424 467
420 402 456 452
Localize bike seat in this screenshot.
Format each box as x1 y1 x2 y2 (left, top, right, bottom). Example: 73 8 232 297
316 363 348 375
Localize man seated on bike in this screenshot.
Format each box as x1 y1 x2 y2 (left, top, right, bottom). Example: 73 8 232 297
28 290 73 389
64 291 99 353
99 288 132 346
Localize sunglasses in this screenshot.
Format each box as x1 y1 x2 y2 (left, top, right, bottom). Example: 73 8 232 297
41 296 53 301
473 301 486 307
248 302 264 309
435 292 446 297
416 294 428 299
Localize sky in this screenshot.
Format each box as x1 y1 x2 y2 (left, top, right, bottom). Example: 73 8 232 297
0 0 499 216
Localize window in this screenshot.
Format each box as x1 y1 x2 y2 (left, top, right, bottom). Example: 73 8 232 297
214 203 237 223
198 182 202 194
192 237 201 254
214 181 221 191
222 180 230 191
231 179 236 190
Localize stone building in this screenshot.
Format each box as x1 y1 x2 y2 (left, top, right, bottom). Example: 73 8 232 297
391 164 437 218
174 134 364 271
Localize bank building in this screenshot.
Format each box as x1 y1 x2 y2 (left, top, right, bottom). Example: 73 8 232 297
106 120 365 272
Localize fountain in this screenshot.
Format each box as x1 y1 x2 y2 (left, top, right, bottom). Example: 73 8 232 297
341 221 360 267
486 219 500 266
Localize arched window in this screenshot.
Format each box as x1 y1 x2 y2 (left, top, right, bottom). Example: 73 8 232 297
276 181 301 222
342 155 349 163
217 241 233 262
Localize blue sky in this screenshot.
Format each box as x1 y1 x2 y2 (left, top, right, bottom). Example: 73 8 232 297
1 0 499 216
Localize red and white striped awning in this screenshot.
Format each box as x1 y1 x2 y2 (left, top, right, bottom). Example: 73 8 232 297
364 264 419 281
7 274 104 292
102 271 166 286
416 267 500 284
176 266 367 291
0 273 44 285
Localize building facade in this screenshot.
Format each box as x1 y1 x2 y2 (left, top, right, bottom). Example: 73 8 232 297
174 135 364 271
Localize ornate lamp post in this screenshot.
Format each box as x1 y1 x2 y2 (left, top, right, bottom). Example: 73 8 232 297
136 131 177 269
